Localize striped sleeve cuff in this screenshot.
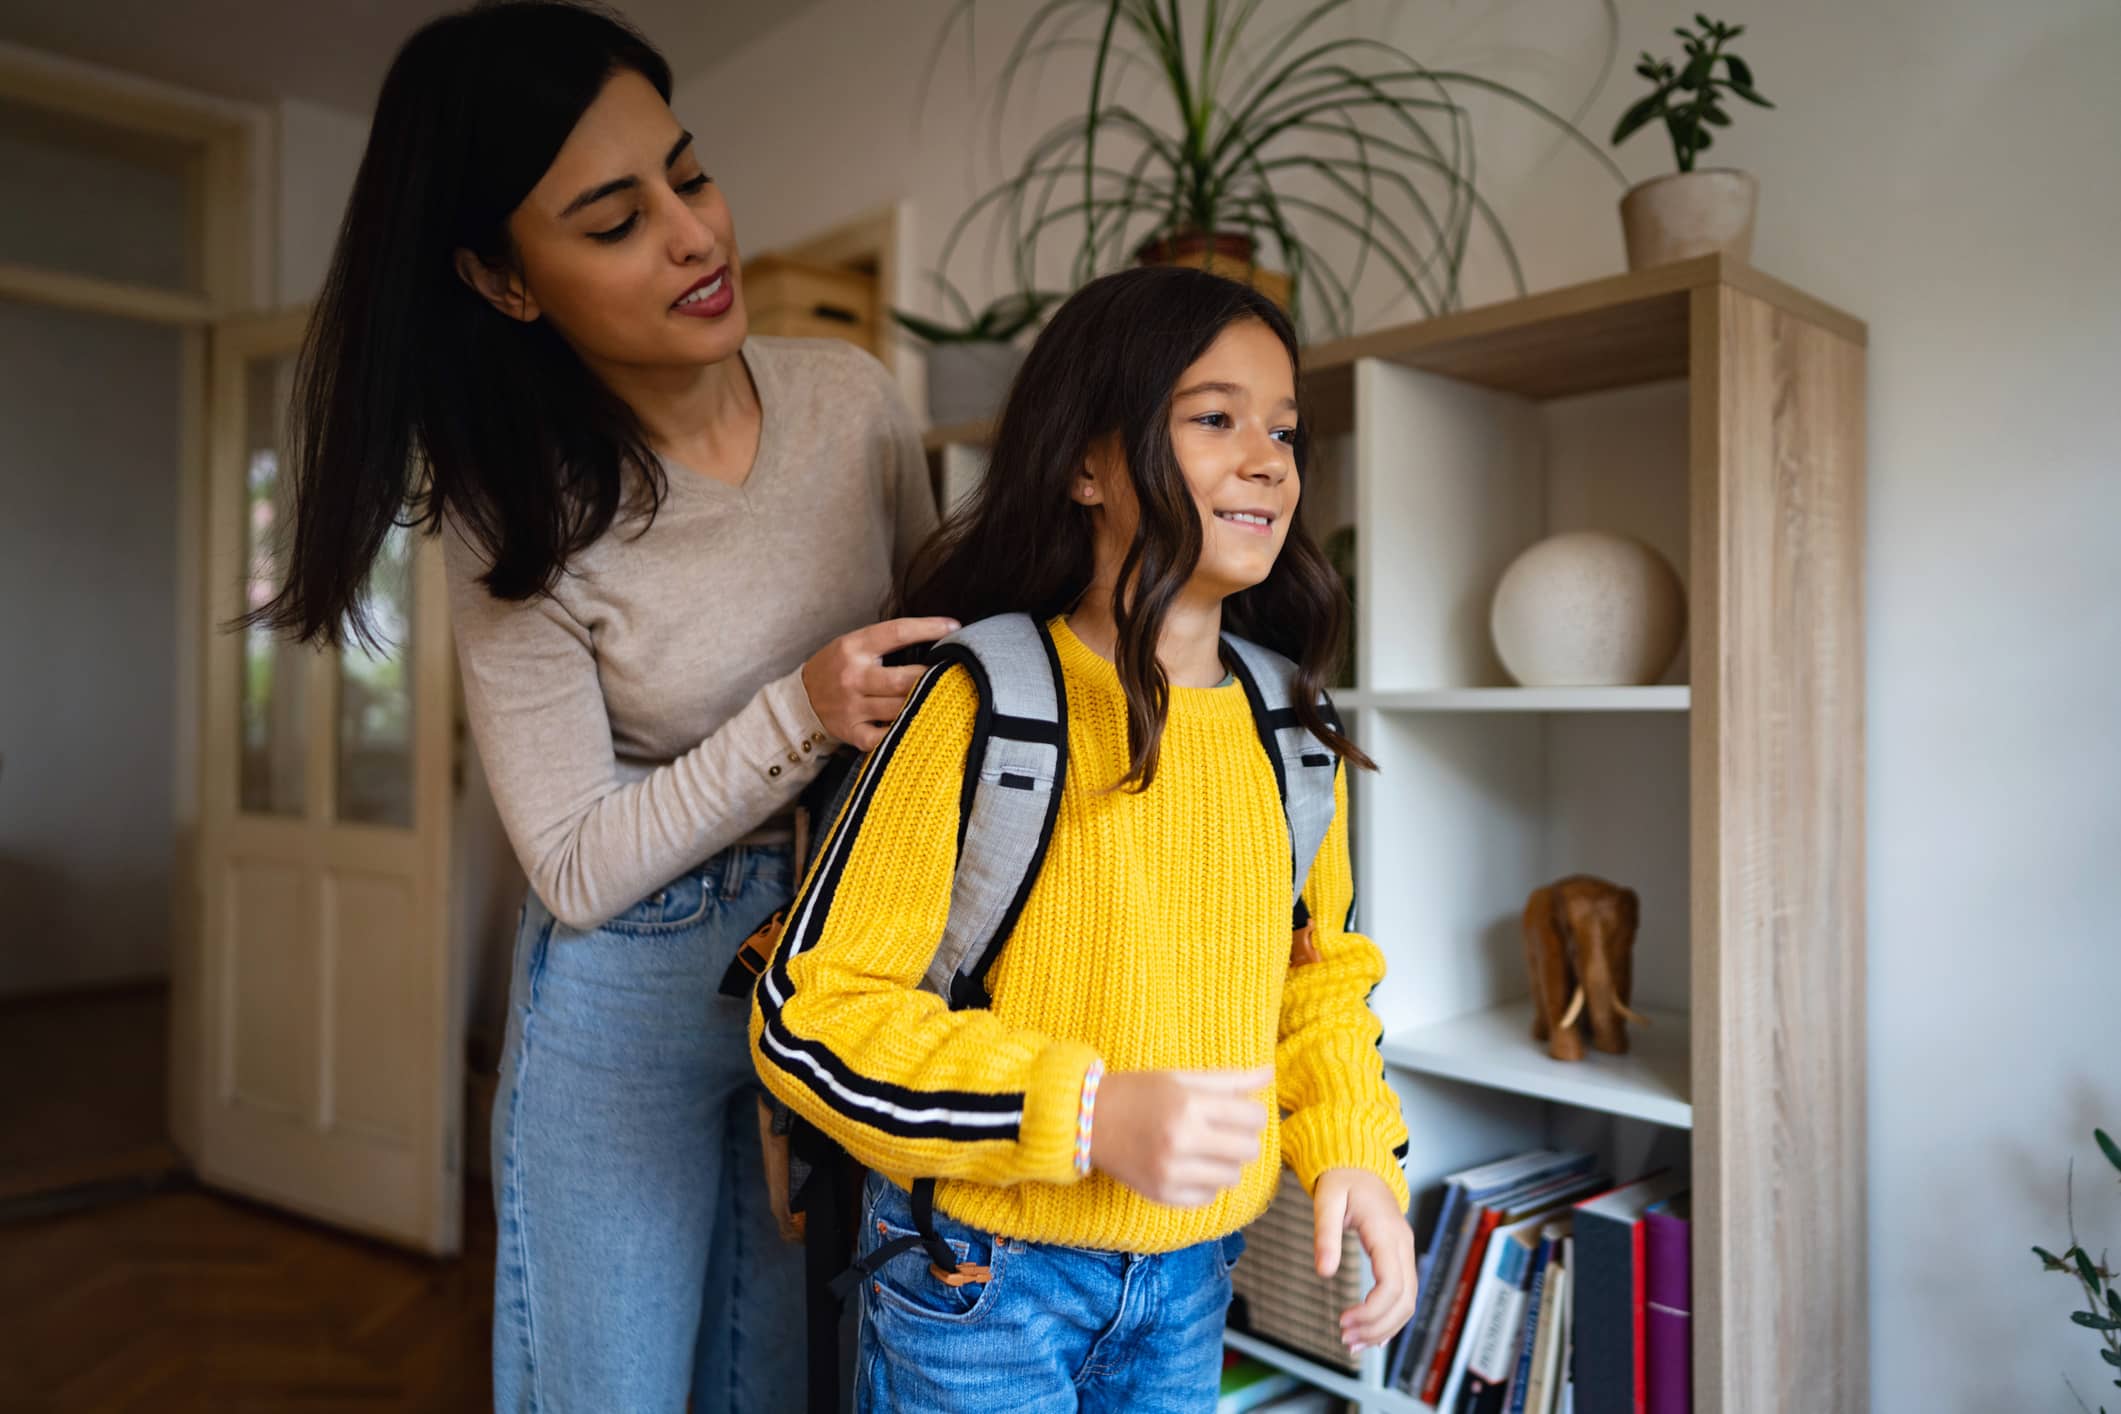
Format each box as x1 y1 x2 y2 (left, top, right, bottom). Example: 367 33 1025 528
1015 1040 1102 1186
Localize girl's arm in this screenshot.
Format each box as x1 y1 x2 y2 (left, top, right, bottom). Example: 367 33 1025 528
1277 763 1414 1211
446 524 830 932
750 663 1098 1187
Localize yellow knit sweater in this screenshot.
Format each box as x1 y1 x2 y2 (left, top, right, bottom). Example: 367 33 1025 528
749 617 1409 1253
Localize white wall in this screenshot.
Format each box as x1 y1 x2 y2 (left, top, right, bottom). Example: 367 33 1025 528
273 96 370 307
0 301 183 996
672 2 2121 1408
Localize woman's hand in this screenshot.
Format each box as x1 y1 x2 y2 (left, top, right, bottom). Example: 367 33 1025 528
1312 1166 1418 1353
1088 1067 1272 1208
802 617 960 751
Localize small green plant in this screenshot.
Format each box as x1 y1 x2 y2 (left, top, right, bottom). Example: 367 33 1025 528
889 283 1057 346
2032 1128 2121 1413
1611 14 1773 174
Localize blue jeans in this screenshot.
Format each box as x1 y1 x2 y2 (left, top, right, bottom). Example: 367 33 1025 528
491 845 806 1413
855 1173 1243 1413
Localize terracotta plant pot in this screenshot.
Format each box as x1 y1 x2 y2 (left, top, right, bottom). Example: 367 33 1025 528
1136 228 1293 311
1619 169 1758 270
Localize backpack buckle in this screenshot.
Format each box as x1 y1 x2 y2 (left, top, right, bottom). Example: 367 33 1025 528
716 908 787 998
930 1261 993 1287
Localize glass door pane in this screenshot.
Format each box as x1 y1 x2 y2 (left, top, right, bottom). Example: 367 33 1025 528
237 354 306 817
337 525 416 828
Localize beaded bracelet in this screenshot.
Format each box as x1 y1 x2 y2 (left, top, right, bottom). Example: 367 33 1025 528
1074 1057 1105 1178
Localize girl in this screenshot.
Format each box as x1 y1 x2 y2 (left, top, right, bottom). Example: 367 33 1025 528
249 4 949 1408
751 266 1417 1412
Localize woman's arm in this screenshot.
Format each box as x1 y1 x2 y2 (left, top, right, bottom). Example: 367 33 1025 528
446 524 829 932
1277 763 1413 1211
750 663 1097 1187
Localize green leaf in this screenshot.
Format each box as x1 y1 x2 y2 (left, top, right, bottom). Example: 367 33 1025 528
1681 53 1714 89
1727 81 1775 108
2072 1311 2121 1332
2082 1249 2104 1287
2102 1348 2121 1368
1726 54 1755 87
1612 91 1666 146
2098 1128 2121 1174
2036 1245 2066 1267
1703 105 1732 126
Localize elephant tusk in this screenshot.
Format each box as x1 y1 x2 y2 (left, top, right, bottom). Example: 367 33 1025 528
1557 986 1585 1031
1615 1000 1652 1027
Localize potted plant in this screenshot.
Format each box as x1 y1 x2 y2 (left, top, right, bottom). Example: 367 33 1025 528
890 285 1057 427
1610 14 1774 270
928 0 1627 337
2031 1127 2121 1413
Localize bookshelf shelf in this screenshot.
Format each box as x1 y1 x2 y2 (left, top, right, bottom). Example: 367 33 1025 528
1338 687 1689 713
1225 1330 1433 1414
1381 1001 1694 1130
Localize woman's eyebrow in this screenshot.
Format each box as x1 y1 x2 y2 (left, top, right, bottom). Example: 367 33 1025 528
560 131 695 217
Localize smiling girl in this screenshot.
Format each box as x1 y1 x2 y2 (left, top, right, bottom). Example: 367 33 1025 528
751 266 1417 1413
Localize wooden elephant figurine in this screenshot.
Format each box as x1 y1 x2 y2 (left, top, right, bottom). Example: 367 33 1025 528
1523 875 1648 1062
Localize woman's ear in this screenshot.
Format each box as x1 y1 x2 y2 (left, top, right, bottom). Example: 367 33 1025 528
454 248 540 323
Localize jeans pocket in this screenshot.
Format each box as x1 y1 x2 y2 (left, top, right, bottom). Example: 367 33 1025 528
599 871 713 935
861 1183 1006 1324
1214 1227 1249 1279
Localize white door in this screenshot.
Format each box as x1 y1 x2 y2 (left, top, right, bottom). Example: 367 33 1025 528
190 309 461 1254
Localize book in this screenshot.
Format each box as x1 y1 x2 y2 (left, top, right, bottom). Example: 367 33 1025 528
1570 1173 1687 1414
1506 1224 1566 1414
1556 1235 1576 1414
1643 1193 1693 1414
1396 1151 1593 1392
1216 1355 1302 1414
1524 1234 1570 1414
1420 1166 1609 1405
1454 1225 1545 1414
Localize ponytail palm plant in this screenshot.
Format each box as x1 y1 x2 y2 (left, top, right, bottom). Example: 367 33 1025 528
929 0 1626 337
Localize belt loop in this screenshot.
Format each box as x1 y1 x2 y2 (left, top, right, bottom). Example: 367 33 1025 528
719 845 747 899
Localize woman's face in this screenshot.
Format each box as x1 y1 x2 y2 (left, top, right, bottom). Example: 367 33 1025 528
483 70 747 373
1084 317 1303 602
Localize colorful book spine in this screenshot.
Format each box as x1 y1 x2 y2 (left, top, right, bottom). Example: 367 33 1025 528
1643 1197 1692 1414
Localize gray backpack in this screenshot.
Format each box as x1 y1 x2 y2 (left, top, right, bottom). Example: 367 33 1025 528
722 612 1342 1414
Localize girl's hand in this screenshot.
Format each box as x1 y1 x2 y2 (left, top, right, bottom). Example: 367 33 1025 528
1089 1067 1272 1208
802 617 961 751
1313 1167 1418 1353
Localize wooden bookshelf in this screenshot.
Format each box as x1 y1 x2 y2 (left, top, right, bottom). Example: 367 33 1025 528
928 257 1866 1414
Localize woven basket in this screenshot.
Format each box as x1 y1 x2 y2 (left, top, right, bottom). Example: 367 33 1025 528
1228 1169 1373 1374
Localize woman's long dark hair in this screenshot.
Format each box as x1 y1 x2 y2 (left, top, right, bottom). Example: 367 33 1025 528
896 265 1371 789
248 1 673 646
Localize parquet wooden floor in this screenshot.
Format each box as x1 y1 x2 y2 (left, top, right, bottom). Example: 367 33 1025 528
0 1184 495 1413
0 986 494 1411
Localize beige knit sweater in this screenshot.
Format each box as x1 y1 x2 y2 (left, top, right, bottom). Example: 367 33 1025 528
444 336 937 930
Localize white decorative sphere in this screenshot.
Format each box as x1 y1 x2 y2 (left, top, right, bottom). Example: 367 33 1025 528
1490 532 1686 687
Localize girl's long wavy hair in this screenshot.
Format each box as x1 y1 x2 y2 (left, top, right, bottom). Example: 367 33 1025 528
895 265 1370 789
243 1 674 647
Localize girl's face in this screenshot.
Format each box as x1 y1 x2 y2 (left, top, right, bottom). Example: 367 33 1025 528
463 70 748 374
1082 317 1302 602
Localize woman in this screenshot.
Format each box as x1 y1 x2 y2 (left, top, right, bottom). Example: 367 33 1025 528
248 4 947 1409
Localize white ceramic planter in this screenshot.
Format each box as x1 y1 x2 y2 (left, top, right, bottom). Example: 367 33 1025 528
925 341 1025 428
1619 168 1758 270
